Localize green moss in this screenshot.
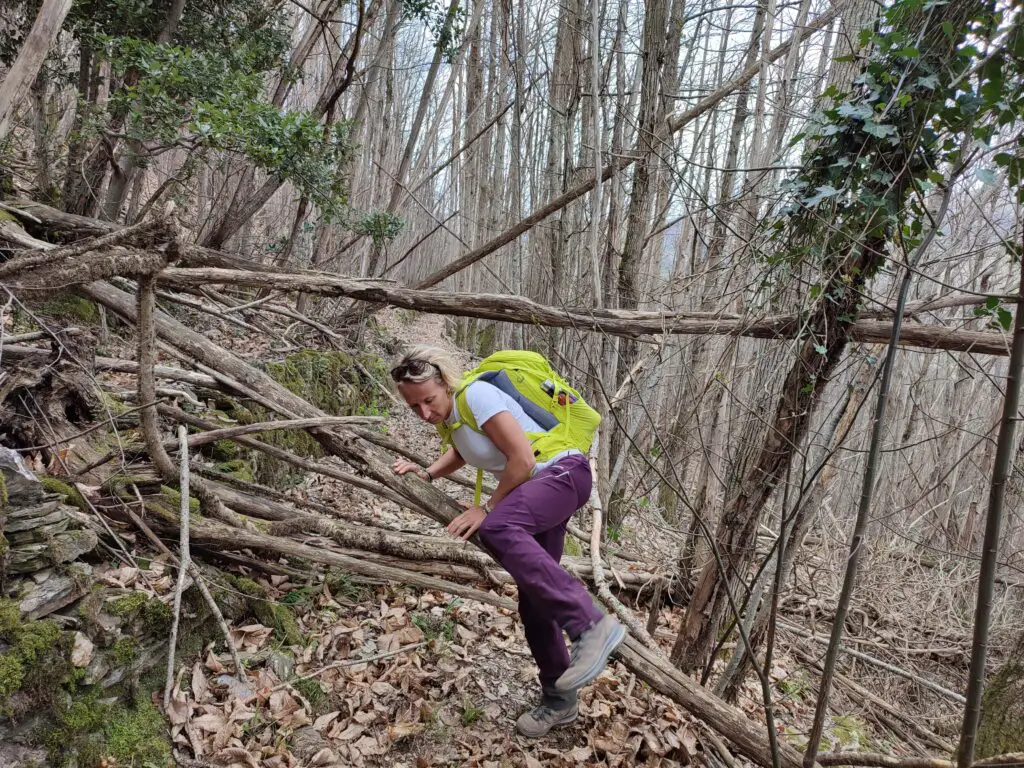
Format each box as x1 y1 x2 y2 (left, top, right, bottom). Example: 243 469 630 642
563 536 582 558
0 652 24 699
211 439 240 462
39 295 100 324
48 661 173 767
217 458 254 483
16 621 61 666
978 647 1024 757
46 693 108 768
229 576 266 598
109 592 149 618
111 637 137 667
0 470 8 509
244 349 391 487
104 697 173 766
142 599 173 631
0 597 17 634
223 576 301 646
96 388 130 417
263 603 302 646
0 599 67 714
159 485 202 517
292 676 327 713
109 592 173 632
38 476 88 511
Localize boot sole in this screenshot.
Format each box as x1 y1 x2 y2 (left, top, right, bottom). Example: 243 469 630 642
516 710 579 738
553 622 627 692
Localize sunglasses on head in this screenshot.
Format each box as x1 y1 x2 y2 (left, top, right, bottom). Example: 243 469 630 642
390 358 439 382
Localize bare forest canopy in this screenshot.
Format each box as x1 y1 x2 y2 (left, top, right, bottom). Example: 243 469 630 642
2 0 1024 767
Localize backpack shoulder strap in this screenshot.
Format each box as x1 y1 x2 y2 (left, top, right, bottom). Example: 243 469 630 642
433 379 488 506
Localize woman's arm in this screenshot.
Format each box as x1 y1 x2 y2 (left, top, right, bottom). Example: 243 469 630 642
393 446 465 482
479 411 536 507
427 446 466 479
447 411 535 540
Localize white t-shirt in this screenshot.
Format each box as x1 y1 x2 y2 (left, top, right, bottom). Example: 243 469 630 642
447 381 543 478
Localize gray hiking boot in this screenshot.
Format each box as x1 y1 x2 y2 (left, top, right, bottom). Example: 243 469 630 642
515 688 578 738
553 614 626 692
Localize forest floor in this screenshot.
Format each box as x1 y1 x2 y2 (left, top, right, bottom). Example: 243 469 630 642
90 308 957 767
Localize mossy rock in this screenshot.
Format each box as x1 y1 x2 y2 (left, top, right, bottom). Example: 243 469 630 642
38 295 100 324
108 592 173 634
157 485 202 517
977 635 1024 757
240 348 392 488
38 477 88 513
44 687 173 768
0 599 70 716
211 438 241 462
226 576 302 646
103 696 173 766
217 458 254 483
45 692 108 767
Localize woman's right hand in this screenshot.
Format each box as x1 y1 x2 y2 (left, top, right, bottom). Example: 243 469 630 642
393 458 428 481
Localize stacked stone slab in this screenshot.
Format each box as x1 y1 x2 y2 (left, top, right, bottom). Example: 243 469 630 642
1 447 97 619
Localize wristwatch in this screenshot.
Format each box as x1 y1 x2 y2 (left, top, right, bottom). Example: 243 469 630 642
422 469 434 482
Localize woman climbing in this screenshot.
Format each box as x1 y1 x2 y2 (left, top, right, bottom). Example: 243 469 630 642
389 345 626 738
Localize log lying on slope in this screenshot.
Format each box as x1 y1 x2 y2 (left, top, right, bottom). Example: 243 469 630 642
80 277 800 768
159 267 1011 356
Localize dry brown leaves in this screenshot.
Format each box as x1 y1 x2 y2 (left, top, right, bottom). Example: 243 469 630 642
164 575 704 768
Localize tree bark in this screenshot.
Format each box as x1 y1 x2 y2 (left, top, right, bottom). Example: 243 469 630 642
605 0 672 527
156 267 1013 355
0 0 73 141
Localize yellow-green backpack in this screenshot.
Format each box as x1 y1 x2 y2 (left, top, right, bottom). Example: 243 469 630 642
435 350 601 504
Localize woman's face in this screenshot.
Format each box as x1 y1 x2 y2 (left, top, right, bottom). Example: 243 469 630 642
397 377 452 424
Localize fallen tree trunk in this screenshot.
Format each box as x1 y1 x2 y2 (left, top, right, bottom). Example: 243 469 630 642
78 277 797 768
203 479 667 595
158 268 1010 356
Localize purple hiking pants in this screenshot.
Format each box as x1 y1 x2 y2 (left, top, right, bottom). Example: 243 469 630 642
477 453 604 689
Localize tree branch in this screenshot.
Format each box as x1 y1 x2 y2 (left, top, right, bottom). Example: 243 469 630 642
158 268 1012 356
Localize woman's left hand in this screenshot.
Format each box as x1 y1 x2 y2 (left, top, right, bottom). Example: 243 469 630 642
447 502 486 541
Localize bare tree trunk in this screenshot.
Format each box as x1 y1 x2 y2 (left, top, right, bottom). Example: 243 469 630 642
382 0 462 218
100 0 192 221
412 6 840 290
605 0 671 528
669 0 970 676
957 259 1024 766
0 0 72 141
716 351 879 701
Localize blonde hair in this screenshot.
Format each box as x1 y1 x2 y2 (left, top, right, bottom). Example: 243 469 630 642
390 345 461 389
